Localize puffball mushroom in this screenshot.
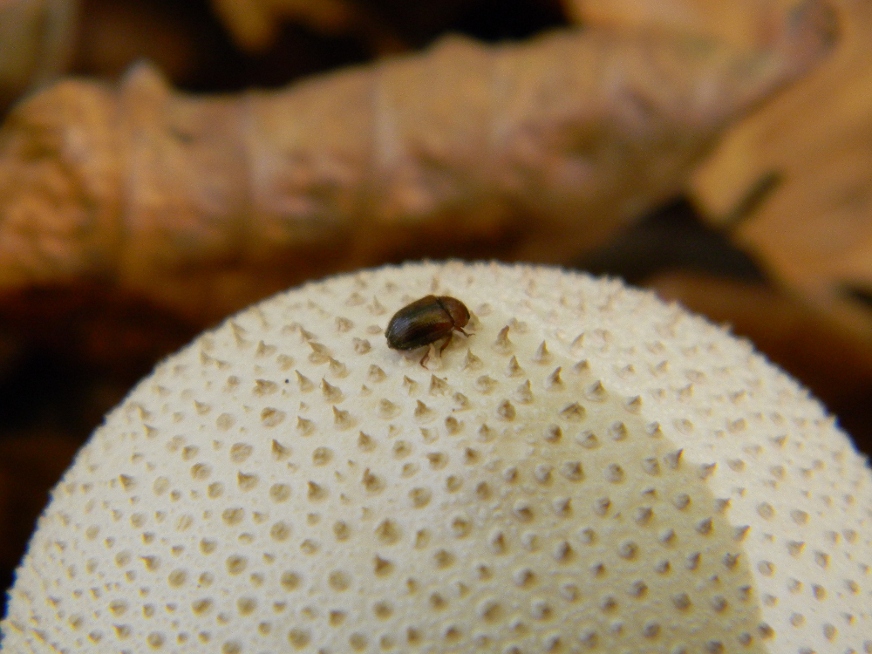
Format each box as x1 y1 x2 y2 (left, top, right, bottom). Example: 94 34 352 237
2 262 871 653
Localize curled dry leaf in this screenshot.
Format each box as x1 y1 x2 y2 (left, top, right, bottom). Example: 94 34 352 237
564 0 817 50
0 0 78 111
689 0 872 331
210 0 363 52
0 9 835 324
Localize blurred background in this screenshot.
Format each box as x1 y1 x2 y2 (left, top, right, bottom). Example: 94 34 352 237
1 0 870 614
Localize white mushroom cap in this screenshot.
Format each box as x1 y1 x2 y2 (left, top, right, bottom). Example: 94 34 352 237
2 262 871 653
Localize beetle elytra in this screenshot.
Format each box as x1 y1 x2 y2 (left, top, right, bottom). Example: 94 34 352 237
385 295 471 366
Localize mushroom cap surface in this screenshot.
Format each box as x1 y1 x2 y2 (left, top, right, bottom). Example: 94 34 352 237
2 261 871 653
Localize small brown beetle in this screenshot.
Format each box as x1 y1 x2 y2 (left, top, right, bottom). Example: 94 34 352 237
385 295 471 366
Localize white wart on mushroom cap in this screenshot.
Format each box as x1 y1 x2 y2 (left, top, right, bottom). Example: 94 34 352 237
2 262 871 653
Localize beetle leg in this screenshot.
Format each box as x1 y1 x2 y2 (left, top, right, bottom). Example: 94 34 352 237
419 344 435 368
438 332 454 355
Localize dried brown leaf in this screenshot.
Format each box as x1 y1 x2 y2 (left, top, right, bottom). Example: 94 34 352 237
0 0 78 110
565 0 805 49
0 13 834 323
691 0 872 325
210 0 405 54
211 0 358 51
